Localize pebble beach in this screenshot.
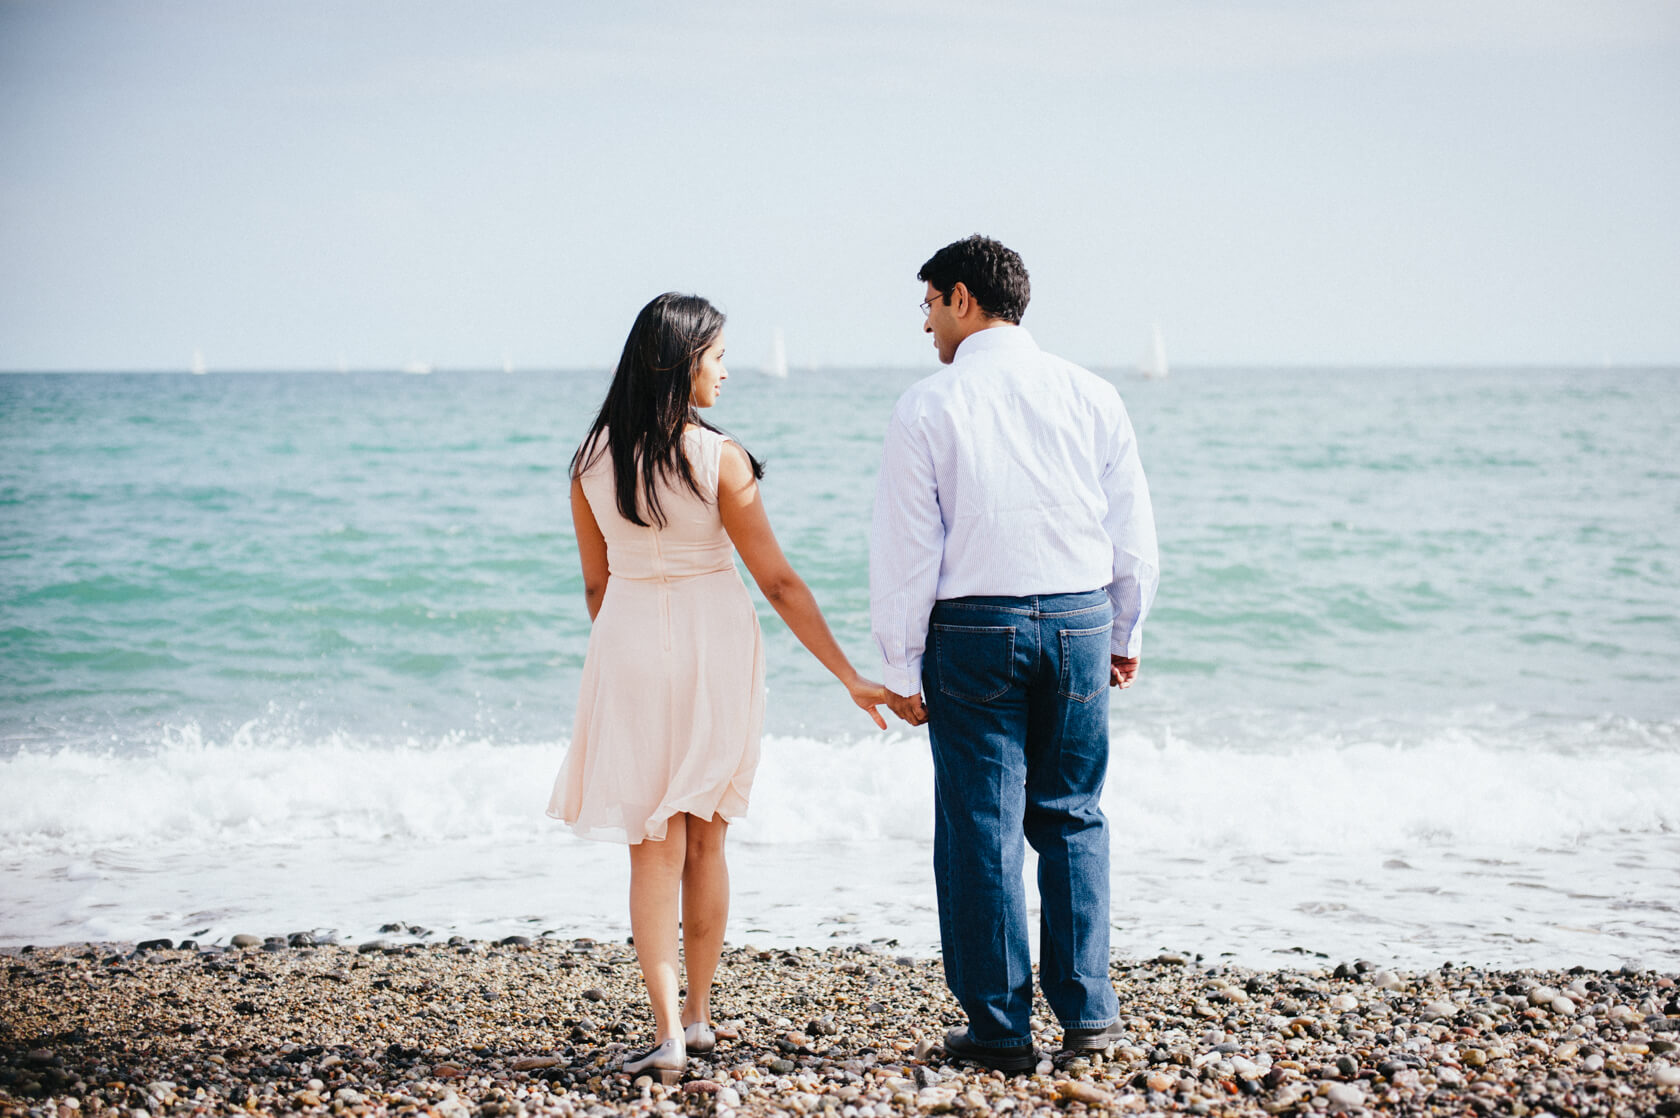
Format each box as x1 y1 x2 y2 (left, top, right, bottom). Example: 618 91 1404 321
4 935 1679 1118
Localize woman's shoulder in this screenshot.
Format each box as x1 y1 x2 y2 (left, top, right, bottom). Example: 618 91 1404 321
574 432 611 474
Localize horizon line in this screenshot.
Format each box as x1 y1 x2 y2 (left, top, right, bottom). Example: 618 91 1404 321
4 361 1679 376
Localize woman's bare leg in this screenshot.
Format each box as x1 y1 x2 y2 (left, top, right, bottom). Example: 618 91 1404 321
628 814 688 1044
680 812 730 1026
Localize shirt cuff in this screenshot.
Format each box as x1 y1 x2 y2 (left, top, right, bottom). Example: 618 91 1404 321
1110 629 1143 658
882 657 923 697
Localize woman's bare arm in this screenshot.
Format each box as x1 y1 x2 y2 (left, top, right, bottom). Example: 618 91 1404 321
571 476 610 621
716 442 887 729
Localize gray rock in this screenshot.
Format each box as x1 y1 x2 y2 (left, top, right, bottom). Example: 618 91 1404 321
288 932 316 948
358 940 391 954
229 934 262 948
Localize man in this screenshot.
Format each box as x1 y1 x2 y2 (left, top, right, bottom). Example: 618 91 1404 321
870 235 1158 1072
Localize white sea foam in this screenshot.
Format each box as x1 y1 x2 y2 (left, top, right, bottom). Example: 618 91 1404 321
3 718 1677 968
3 718 1676 857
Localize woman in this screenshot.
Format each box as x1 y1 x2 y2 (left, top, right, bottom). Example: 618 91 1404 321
547 293 887 1084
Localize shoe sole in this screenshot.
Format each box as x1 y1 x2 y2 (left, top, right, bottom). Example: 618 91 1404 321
945 1047 1037 1074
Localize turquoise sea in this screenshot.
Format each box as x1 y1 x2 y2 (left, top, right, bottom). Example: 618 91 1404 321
2 366 1677 966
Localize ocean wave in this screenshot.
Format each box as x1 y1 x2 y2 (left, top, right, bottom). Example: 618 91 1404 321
1 716 1675 859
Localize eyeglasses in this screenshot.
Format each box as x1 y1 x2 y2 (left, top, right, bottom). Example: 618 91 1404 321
920 293 948 317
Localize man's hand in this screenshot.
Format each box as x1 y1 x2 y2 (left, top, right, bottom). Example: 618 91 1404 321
1110 655 1140 689
885 689 929 726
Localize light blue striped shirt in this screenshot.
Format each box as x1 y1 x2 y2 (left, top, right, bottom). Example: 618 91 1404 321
869 325 1159 696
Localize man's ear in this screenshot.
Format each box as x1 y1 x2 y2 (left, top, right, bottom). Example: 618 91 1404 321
949 281 972 317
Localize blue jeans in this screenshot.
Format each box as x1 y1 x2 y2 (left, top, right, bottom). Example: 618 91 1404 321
923 590 1119 1046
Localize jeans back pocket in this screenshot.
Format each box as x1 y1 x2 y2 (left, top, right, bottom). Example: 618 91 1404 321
1058 621 1113 703
931 623 1015 704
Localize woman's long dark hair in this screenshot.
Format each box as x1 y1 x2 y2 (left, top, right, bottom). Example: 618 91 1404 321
571 292 764 527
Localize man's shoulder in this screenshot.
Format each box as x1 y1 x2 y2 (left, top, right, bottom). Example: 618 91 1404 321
890 368 956 426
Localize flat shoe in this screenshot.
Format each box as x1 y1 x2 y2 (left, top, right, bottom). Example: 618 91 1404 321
940 1027 1037 1074
1060 1020 1125 1053
684 1021 716 1054
623 1037 685 1085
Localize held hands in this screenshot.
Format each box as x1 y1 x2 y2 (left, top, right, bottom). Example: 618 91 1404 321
1111 655 1141 689
884 689 928 727
845 674 891 730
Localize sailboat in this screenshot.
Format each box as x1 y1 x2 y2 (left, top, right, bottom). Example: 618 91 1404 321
190 349 207 376
402 359 433 376
1138 323 1169 380
502 352 515 375
764 328 789 379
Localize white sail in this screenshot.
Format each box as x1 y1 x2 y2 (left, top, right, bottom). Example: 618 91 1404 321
502 352 515 375
764 328 789 378
402 359 432 376
1138 323 1169 380
190 349 207 376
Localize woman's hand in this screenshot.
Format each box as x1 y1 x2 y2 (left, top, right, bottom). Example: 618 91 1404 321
846 674 890 730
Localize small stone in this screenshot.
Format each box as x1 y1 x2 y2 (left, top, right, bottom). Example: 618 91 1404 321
511 1056 559 1070
499 935 532 947
808 1016 839 1037
1056 1082 1111 1106
682 1081 719 1095
1372 970 1403 990
432 1063 466 1078
783 1031 811 1049
1654 1065 1680 1087
914 1037 936 1060
1462 1048 1487 1068
769 1058 796 1074
229 934 261 948
1528 986 1559 1006
357 940 390 954
1584 1053 1605 1071
1156 953 1188 966
1326 1082 1364 1111
1328 994 1358 1012
136 939 172 952
1422 1000 1458 1021
717 1087 741 1108
582 987 607 1002
1551 995 1577 1016
1334 1055 1358 1077
1145 1071 1175 1092
288 932 316 948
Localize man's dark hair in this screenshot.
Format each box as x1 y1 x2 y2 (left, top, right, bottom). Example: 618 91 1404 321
917 235 1030 323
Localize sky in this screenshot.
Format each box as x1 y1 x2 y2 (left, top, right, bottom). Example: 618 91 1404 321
2 0 1678 372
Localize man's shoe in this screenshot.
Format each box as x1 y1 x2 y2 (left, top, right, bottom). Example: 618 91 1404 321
1059 1020 1125 1053
941 1027 1037 1073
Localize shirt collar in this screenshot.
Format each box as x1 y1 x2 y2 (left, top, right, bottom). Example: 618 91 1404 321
953 324 1037 362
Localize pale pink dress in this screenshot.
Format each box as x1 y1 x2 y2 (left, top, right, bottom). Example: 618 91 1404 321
547 427 766 844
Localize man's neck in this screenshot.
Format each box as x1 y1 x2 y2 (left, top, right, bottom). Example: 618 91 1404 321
953 318 1014 347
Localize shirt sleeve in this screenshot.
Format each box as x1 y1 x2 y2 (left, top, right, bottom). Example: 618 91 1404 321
870 405 945 696
1101 399 1160 657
